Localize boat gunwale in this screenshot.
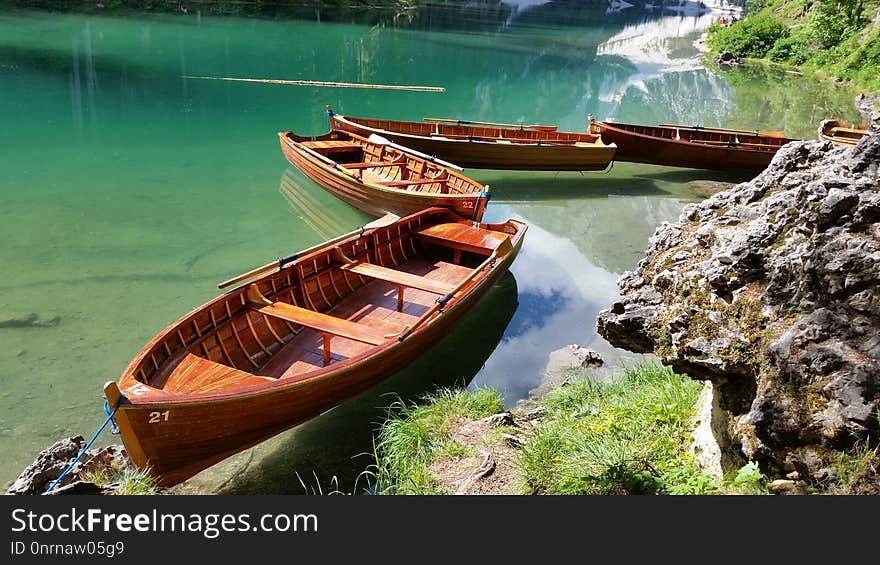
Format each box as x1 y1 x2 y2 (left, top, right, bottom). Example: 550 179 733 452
333 114 617 150
591 120 794 153
116 211 526 407
279 130 487 201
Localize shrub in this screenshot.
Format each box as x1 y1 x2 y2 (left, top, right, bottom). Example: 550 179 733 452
767 35 810 65
808 0 864 49
708 15 790 59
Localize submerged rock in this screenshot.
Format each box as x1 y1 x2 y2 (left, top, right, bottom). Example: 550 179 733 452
0 313 61 329
598 135 880 480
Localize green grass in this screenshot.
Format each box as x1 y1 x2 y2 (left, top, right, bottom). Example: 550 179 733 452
519 364 714 494
82 464 160 495
369 387 505 495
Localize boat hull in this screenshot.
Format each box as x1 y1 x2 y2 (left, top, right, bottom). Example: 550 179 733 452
280 133 488 220
589 120 794 172
105 216 525 487
331 115 616 171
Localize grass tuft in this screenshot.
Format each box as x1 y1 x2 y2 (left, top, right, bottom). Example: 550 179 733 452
519 364 713 495
82 464 160 495
369 387 504 495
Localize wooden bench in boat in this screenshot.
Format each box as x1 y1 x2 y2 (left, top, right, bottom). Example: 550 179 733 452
429 132 577 145
332 249 456 311
246 285 392 365
382 179 447 188
830 126 867 135
301 140 362 152
415 222 510 263
341 161 406 170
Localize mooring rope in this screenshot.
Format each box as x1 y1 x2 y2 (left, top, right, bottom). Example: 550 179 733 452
43 394 125 494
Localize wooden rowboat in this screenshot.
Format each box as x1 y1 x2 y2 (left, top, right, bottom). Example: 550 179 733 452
104 207 527 486
588 115 799 171
280 129 491 221
328 109 617 171
818 119 873 147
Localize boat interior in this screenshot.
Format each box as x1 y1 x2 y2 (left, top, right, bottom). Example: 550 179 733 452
128 211 518 395
340 116 605 146
599 122 792 150
824 123 868 144
292 131 481 196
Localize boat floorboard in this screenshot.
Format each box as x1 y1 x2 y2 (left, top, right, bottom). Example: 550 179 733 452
257 257 471 381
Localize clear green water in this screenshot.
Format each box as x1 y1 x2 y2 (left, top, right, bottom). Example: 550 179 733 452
0 5 861 492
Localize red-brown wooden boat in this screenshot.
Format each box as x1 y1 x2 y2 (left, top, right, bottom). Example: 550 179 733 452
328 109 617 171
817 119 873 147
588 115 799 171
279 129 491 221
104 207 527 486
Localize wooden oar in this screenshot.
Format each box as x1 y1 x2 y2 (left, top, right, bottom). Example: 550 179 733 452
423 117 558 132
182 75 445 93
658 123 787 138
218 213 400 289
367 134 464 171
397 237 513 341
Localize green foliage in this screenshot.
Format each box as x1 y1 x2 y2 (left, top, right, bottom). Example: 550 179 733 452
369 387 504 495
519 364 712 495
829 438 879 491
767 35 810 65
727 461 768 494
710 0 879 92
707 16 789 58
662 456 721 495
745 0 769 14
809 0 863 48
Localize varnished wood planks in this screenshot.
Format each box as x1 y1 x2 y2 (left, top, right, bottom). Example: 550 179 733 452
588 117 799 171
330 113 617 171
107 208 528 487
280 130 490 220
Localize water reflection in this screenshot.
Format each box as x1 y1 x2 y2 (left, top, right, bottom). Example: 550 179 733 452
279 169 361 240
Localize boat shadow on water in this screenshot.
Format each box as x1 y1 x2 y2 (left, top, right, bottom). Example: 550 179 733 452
481 164 751 203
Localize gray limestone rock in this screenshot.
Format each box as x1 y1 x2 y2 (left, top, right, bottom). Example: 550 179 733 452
597 137 880 479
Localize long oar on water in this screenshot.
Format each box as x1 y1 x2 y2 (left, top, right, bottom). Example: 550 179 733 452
182 75 445 93
423 117 558 132
658 123 787 138
218 213 400 289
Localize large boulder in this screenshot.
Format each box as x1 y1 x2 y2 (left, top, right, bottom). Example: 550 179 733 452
598 135 880 479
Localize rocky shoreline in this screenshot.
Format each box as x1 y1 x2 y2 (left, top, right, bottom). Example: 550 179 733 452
597 134 879 486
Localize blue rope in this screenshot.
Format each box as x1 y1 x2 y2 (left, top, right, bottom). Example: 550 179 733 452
44 394 124 494
473 188 491 221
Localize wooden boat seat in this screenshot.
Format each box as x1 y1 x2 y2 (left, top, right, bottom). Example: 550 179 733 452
332 249 456 311
830 126 866 135
382 179 446 188
415 223 510 263
340 161 405 170
155 352 275 394
301 140 362 152
245 286 393 365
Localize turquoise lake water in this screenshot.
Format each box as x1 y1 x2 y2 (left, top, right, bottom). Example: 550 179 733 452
0 4 862 492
